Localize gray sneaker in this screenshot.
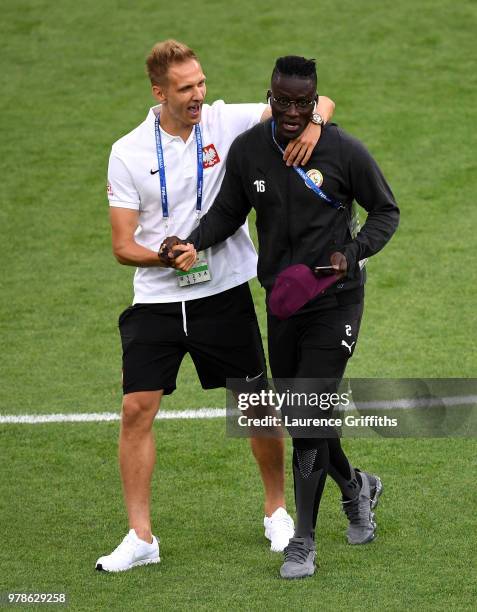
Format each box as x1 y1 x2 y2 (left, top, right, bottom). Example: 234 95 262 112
342 471 383 545
280 537 316 579
368 471 383 510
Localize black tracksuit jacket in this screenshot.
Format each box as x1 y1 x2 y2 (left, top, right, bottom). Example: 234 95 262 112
188 119 399 296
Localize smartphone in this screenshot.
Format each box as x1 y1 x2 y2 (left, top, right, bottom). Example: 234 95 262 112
314 265 337 277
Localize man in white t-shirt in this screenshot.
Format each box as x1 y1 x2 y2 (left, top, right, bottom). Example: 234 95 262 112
96 39 335 573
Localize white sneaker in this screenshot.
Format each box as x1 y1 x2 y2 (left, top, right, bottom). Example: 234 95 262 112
264 507 295 552
95 529 160 572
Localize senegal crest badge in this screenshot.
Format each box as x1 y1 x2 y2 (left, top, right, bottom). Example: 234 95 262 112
305 169 324 188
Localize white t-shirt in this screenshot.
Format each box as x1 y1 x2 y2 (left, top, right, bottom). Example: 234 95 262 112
108 101 266 304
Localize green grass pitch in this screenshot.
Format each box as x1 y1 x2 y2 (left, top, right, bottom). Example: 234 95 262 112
1 0 476 610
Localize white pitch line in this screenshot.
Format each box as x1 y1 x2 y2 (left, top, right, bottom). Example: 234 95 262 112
0 408 225 425
353 395 477 411
0 395 475 425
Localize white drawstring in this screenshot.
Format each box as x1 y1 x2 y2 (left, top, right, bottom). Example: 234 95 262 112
181 301 188 336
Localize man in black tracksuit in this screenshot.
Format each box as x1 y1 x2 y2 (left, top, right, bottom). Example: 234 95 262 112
175 56 399 578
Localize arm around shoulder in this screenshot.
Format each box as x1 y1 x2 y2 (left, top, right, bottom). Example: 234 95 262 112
316 95 335 125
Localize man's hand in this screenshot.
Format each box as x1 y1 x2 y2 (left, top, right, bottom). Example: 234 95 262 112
158 235 185 264
314 252 348 280
158 236 197 271
283 122 321 167
170 244 197 271
282 95 335 167
330 252 347 279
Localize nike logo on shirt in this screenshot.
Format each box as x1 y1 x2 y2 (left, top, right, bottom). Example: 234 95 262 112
150 169 159 175
246 372 264 383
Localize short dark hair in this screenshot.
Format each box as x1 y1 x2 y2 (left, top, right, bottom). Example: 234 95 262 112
272 56 317 85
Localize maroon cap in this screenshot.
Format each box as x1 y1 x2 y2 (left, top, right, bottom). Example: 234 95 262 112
268 264 339 320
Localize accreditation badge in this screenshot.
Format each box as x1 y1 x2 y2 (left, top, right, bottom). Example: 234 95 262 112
176 251 211 287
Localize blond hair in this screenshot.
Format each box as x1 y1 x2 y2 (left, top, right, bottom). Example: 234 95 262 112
146 39 198 85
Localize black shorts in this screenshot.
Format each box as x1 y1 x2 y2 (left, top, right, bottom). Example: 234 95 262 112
267 290 364 436
267 289 364 380
118 283 266 395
